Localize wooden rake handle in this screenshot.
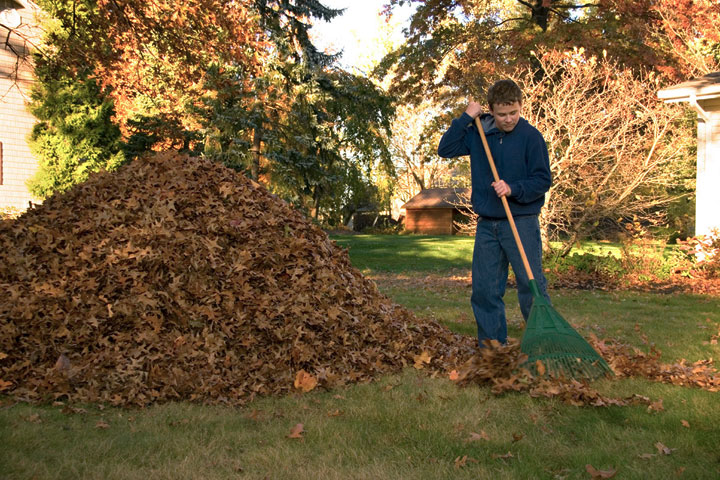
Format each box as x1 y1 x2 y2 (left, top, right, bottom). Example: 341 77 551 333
473 117 534 281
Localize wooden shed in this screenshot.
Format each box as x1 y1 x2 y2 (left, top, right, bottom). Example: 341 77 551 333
658 72 720 237
402 187 470 235
0 0 41 212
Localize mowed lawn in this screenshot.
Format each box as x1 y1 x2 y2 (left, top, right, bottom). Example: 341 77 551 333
2 234 720 479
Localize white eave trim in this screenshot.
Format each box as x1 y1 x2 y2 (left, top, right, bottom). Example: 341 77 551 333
658 90 718 123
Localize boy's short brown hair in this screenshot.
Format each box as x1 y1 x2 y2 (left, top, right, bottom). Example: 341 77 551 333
487 79 522 109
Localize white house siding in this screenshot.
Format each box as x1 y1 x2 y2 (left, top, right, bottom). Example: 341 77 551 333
0 3 40 212
696 97 720 237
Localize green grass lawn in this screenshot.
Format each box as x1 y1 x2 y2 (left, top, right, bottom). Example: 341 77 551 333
331 234 629 274
332 234 476 272
2 234 719 479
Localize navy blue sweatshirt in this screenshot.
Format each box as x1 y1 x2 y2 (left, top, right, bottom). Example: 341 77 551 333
438 112 551 218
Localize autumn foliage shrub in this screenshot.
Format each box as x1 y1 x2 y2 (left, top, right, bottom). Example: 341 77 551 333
676 229 720 278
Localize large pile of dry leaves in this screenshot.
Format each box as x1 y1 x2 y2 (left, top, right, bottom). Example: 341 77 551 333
0 152 476 406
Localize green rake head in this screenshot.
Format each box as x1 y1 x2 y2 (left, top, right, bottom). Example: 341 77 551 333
521 281 614 380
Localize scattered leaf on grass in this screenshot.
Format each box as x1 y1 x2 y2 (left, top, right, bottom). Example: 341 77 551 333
287 423 304 439
448 370 459 381
246 409 264 421
638 453 656 459
326 409 343 417
26 414 41 423
655 442 674 455
454 455 477 468
681 420 690 428
512 432 524 443
491 452 514 460
585 464 617 478
647 399 664 413
467 431 490 442
61 405 86 415
95 420 110 429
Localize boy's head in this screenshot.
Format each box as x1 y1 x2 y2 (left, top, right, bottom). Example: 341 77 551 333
487 79 522 133
487 79 522 109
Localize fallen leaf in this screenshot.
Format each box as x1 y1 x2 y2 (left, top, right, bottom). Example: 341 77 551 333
449 370 459 381
0 352 7 360
413 351 432 369
454 455 477 468
26 414 41 423
95 420 110 429
638 453 656 459
0 379 12 391
655 442 674 455
287 423 304 439
512 432 524 443
61 405 87 415
647 399 664 413
246 409 264 421
536 360 546 376
585 464 617 479
294 369 318 393
681 420 690 428
467 431 490 442
491 451 514 460
54 354 71 373
326 409 343 417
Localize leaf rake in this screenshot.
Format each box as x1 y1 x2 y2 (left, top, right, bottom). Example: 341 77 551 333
473 116 613 380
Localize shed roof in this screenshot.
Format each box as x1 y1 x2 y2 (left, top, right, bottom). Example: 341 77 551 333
402 188 470 209
657 71 720 102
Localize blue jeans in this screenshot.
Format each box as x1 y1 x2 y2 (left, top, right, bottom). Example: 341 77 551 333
470 215 550 346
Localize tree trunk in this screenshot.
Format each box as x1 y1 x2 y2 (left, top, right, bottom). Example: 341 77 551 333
312 186 322 219
250 125 262 181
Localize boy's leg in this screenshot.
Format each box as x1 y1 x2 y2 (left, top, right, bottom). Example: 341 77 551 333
471 219 509 345
499 215 550 321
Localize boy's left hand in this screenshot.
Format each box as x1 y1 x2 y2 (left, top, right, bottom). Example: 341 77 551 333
492 180 512 197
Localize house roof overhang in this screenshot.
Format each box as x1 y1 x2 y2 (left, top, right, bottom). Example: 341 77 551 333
657 72 720 122
657 72 720 102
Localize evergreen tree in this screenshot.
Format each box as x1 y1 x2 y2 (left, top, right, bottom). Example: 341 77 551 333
27 68 125 198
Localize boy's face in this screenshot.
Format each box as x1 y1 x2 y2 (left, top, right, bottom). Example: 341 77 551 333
489 101 521 133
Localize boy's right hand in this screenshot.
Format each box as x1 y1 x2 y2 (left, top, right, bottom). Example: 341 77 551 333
464 100 483 119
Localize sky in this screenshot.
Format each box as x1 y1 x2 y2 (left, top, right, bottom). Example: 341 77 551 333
309 0 416 73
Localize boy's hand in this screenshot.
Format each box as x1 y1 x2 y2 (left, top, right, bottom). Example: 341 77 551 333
492 180 512 197
465 100 483 118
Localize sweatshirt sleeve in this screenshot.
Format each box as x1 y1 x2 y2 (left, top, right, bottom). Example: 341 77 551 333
437 112 473 158
507 130 551 204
